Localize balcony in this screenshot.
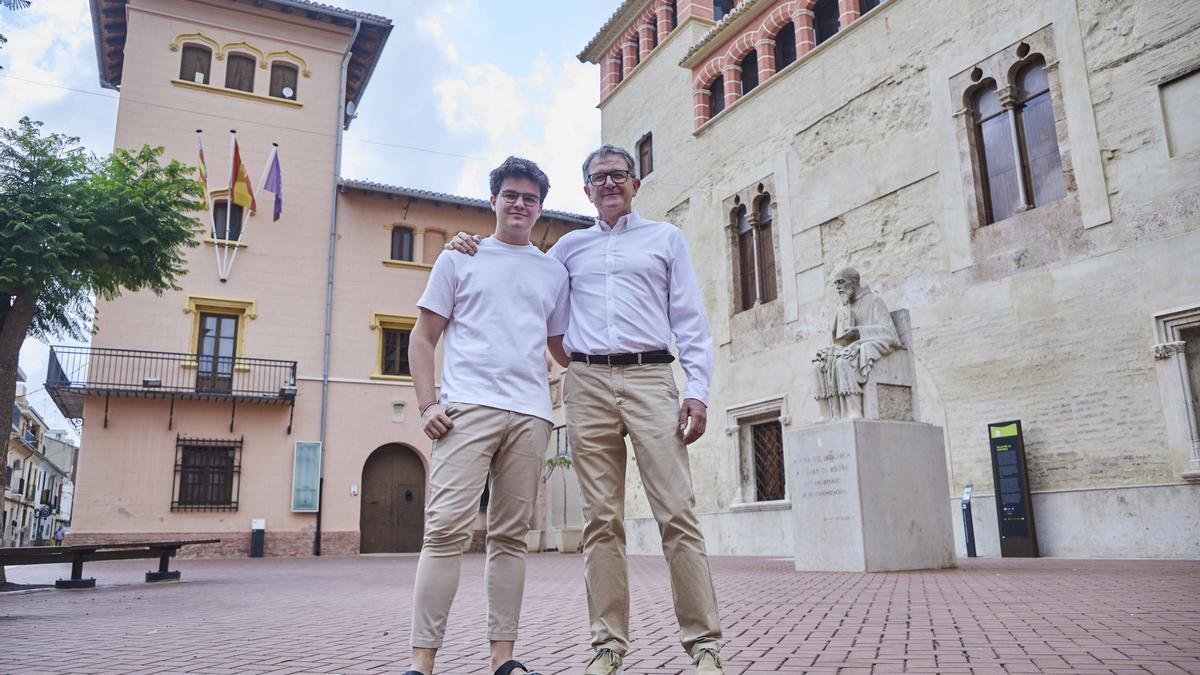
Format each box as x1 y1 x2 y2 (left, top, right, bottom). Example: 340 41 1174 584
45 346 297 424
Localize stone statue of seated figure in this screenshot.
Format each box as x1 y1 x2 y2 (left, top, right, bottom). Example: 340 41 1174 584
812 267 906 421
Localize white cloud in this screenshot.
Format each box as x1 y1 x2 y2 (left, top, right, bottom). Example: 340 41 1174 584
0 2 97 128
434 51 600 215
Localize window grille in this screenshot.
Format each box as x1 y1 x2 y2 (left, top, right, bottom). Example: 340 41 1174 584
751 420 785 501
172 435 242 511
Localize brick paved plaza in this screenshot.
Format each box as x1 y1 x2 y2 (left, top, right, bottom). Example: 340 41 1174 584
2 554 1199 674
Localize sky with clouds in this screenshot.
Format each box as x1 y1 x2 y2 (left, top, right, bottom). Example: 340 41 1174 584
1 0 622 436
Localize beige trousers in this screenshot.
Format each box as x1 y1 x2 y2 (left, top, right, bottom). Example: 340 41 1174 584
409 403 551 649
563 362 722 658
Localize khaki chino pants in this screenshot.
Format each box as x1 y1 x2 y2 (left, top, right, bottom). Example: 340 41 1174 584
409 403 551 649
564 362 722 657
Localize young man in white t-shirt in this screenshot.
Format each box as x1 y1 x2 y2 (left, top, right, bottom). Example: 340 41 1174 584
403 157 569 675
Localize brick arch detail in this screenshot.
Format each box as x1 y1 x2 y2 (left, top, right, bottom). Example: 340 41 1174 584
694 56 727 89
758 1 799 39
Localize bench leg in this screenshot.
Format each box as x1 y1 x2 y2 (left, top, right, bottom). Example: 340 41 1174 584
56 554 96 589
145 549 181 583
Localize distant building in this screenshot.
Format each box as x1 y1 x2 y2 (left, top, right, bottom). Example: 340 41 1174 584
579 0 1200 558
46 0 589 556
6 370 76 547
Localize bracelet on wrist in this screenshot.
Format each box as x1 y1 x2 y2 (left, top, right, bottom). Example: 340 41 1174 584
419 401 439 417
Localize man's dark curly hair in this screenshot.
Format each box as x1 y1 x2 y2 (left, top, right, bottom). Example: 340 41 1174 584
488 156 550 203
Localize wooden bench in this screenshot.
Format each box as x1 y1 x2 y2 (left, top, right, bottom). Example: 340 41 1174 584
0 539 219 589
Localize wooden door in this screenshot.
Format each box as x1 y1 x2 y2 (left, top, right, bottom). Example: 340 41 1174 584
360 444 426 553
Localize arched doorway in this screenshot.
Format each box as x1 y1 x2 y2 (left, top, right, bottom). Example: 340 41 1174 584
360 443 426 553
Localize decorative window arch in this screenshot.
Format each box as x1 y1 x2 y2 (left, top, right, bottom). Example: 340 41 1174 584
773 20 797 70
169 32 220 54
728 181 779 313
264 50 311 77
740 49 759 95
217 41 266 63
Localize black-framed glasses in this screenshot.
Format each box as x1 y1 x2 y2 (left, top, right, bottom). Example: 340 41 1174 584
500 190 541 207
587 170 631 186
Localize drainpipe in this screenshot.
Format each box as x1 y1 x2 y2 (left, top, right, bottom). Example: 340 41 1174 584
315 17 361 556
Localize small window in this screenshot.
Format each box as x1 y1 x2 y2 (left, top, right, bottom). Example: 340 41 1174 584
859 0 882 14
180 45 212 84
172 437 241 511
269 62 299 100
381 327 412 377
1016 59 1065 208
713 0 735 21
774 21 797 70
756 196 777 303
291 441 321 512
740 50 758 95
391 226 415 261
224 53 256 92
212 199 244 241
708 75 725 117
973 86 1020 224
735 205 756 312
637 133 653 178
813 0 840 45
751 420 785 501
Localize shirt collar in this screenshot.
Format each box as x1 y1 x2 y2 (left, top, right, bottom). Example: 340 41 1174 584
594 211 643 232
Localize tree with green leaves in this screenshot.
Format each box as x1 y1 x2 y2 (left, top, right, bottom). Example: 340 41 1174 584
0 117 202 544
0 0 32 72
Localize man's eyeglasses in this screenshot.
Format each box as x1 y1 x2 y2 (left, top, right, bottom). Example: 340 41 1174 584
587 170 631 186
500 190 541 207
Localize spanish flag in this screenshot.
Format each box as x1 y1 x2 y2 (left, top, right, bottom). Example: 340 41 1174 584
229 139 257 214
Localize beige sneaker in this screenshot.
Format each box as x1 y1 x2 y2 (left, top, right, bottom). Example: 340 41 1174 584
582 647 623 675
693 647 724 675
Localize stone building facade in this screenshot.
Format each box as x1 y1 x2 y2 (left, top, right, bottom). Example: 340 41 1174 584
52 0 588 557
580 0 1200 558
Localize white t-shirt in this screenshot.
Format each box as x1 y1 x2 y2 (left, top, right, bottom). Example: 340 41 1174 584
417 237 570 422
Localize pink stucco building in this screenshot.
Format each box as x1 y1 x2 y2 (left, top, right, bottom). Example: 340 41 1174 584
46 0 589 556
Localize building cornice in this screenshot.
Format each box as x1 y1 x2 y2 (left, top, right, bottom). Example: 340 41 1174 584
578 0 656 64
679 0 769 68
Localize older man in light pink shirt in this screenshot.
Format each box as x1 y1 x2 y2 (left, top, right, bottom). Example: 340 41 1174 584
452 145 724 675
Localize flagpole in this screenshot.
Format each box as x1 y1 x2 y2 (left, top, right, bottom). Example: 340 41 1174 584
198 129 221 283
225 142 274 279
222 129 237 282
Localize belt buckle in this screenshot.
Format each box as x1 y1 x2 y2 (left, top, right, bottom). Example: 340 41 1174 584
637 352 644 365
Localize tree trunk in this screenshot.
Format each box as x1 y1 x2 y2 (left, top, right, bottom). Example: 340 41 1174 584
0 292 38 516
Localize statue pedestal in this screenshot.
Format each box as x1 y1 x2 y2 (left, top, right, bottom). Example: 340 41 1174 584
789 419 956 572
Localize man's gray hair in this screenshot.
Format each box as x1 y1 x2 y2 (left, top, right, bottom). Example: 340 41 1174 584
581 144 636 183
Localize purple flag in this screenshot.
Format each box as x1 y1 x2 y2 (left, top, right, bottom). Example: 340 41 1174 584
261 147 283 222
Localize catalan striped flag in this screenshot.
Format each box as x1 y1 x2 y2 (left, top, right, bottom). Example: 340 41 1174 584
197 132 209 209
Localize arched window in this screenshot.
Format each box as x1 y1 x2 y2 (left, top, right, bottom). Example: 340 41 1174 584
637 133 654 178
1016 59 1065 208
713 0 736 21
740 50 759 95
708 74 726 117
212 199 244 241
774 21 797 71
670 0 678 28
649 20 659 49
756 195 777 303
269 62 299 100
813 0 840 46
735 205 756 311
179 45 211 84
973 85 1020 224
224 53 256 92
391 226 415 262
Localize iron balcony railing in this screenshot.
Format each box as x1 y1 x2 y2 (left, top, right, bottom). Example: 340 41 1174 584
45 345 297 419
